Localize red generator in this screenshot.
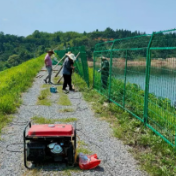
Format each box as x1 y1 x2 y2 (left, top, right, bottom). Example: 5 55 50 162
23 122 76 169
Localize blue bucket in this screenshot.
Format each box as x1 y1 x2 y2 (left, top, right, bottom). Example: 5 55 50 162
50 87 57 93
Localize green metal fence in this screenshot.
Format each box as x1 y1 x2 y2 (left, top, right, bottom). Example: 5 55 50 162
54 46 89 86
93 29 176 147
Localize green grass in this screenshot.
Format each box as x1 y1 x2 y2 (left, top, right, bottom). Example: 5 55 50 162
32 116 78 124
78 140 88 146
77 140 90 153
38 89 51 100
37 88 52 106
0 113 13 137
0 54 44 114
23 165 80 176
57 86 72 106
91 66 176 140
72 71 176 176
62 166 80 176
59 108 75 113
52 75 63 84
41 84 50 88
59 118 78 123
0 54 44 135
23 168 41 176
58 94 72 106
77 147 92 155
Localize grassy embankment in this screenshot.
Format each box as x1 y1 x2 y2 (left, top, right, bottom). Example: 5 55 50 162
72 67 176 176
0 54 44 135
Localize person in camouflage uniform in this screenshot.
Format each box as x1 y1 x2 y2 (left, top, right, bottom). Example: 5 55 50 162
98 57 109 89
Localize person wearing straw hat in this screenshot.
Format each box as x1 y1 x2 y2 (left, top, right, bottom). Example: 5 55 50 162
44 50 54 84
62 52 76 91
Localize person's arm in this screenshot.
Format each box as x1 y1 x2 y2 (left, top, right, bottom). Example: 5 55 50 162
98 62 105 72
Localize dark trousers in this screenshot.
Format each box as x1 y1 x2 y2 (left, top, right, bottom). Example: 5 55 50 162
101 74 109 89
63 74 72 90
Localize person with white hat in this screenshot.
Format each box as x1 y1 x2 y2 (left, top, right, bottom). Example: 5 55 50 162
62 52 76 91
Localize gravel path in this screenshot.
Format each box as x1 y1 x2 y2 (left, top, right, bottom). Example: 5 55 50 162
0 67 148 176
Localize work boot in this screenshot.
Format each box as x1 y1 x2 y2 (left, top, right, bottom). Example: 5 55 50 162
44 79 47 84
69 89 75 92
63 89 69 94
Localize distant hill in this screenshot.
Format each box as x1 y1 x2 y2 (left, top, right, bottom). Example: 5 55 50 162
0 28 145 71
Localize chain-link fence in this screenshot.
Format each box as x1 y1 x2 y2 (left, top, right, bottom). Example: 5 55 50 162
54 46 89 86
93 29 176 147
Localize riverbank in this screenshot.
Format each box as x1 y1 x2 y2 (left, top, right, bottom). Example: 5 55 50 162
88 58 176 68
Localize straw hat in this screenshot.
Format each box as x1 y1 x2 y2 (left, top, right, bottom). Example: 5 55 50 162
66 53 76 61
47 50 54 54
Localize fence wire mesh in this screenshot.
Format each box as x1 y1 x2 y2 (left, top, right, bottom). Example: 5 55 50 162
93 29 176 147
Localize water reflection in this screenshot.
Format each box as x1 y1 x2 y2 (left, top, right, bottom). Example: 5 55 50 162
113 66 176 104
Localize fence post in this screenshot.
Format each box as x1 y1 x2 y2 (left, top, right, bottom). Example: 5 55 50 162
93 52 95 88
123 50 128 108
143 33 154 126
108 41 115 101
81 52 86 85
175 127 176 148
108 50 113 101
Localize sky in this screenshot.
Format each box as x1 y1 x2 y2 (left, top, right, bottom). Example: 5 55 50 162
0 0 176 37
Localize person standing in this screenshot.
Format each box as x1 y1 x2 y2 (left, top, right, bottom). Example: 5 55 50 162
44 50 54 84
62 52 76 91
98 57 109 89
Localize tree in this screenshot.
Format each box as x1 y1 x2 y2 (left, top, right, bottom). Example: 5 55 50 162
7 54 20 66
32 30 40 38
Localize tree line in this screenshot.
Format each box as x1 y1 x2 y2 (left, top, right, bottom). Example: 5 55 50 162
2 27 176 71
0 27 146 71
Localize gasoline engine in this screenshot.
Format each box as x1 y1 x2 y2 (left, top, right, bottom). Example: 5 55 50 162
23 122 76 169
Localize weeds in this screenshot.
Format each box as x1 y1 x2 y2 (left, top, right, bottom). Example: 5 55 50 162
37 88 51 106
32 116 77 124
57 86 72 106
52 76 63 84
59 108 75 113
0 114 13 135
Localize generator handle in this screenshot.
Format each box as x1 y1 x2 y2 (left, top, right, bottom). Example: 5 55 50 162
23 121 32 169
23 121 31 138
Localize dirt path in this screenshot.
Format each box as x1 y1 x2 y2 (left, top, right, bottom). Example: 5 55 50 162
0 67 148 176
